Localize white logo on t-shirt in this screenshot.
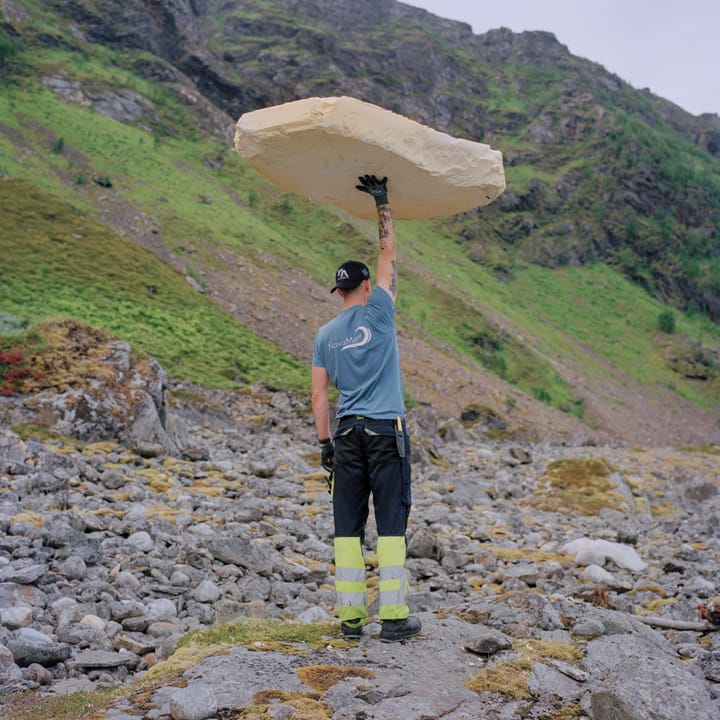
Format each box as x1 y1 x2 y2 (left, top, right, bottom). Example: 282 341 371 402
340 326 372 351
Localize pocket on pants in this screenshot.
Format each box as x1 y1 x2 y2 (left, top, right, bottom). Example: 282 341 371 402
401 450 412 509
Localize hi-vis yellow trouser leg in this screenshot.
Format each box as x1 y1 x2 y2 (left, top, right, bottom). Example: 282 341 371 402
333 537 367 624
377 535 409 620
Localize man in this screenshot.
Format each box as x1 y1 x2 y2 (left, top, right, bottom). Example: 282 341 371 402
311 174 421 643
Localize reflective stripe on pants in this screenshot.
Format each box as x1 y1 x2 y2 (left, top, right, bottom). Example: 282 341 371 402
334 536 368 623
377 535 409 620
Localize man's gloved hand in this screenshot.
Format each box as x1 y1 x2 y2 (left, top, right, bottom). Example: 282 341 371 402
356 174 388 206
319 438 335 473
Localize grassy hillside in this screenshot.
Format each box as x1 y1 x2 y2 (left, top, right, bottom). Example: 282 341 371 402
0 178 307 390
0 14 718 427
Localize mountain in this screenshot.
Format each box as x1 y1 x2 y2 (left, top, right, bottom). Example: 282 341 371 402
1 0 719 445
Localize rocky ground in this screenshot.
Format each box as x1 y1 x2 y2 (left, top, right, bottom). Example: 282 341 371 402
1 380 720 719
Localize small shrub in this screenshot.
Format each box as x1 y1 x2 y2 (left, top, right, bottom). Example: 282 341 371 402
0 350 30 396
275 195 293 213
0 30 18 65
658 309 676 334
52 137 65 154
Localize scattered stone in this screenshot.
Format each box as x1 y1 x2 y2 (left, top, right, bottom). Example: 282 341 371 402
169 682 218 720
193 580 221 603
7 628 72 667
464 627 513 656
0 381 719 718
126 531 154 552
73 649 140 669
0 606 33 630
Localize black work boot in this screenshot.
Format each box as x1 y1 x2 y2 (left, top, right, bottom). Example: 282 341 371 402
341 621 364 639
380 616 422 643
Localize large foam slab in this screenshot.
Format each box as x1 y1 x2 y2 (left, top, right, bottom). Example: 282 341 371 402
234 96 506 220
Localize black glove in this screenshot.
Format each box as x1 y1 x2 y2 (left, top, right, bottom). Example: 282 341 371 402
356 174 388 206
319 438 335 473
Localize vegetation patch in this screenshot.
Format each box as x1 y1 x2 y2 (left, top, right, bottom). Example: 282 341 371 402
465 638 583 701
10 511 44 527
296 664 377 692
528 458 627 515
465 657 533 699
171 619 349 664
639 597 679 614
240 689 330 719
0 676 183 720
518 639 583 664
9 423 61 442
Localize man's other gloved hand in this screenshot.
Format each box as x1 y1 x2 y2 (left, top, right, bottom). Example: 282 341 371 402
319 438 335 473
356 174 388 206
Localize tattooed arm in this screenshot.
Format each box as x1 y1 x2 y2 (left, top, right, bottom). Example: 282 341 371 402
356 175 398 302
374 202 398 302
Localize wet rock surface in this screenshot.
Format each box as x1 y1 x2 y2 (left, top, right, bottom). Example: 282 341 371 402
1 381 719 718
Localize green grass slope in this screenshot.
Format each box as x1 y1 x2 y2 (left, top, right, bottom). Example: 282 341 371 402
0 21 718 424
0 178 307 390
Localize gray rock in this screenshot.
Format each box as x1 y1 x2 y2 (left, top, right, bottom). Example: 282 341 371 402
590 655 717 720
0 643 22 683
0 606 33 630
170 571 191 587
123 504 147 523
700 650 720 682
0 563 47 584
114 571 142 592
169 682 218 720
464 627 513 656
145 598 178 622
113 632 156 655
126 531 154 552
74 649 140 669
61 555 87 580
7 628 72 667
22 662 53 685
56 622 107 647
206 536 274 576
193 580 221 603
407 527 444 560
100 469 126 489
529 661 585 703
51 677 98 695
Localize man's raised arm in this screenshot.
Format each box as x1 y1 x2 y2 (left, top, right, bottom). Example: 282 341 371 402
356 175 397 302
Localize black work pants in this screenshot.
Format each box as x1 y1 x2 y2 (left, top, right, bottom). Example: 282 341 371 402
332 416 412 539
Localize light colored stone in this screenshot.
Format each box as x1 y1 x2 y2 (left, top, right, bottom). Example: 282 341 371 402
0 606 33 630
193 580 221 603
79 614 106 632
234 96 505 220
126 531 154 552
169 682 218 720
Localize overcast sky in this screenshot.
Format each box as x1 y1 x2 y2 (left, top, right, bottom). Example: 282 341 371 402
405 0 720 117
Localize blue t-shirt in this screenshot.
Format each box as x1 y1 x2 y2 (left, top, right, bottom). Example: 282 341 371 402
312 287 405 419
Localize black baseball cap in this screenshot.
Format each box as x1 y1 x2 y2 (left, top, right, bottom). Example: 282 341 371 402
330 260 370 293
